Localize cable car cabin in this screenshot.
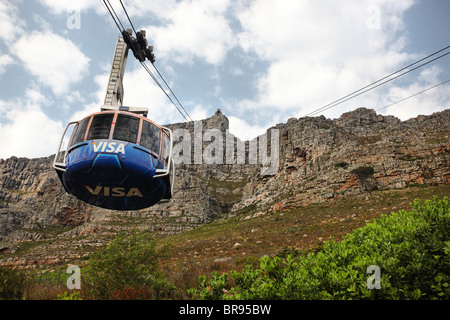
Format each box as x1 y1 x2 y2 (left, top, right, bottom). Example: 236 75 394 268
53 110 174 210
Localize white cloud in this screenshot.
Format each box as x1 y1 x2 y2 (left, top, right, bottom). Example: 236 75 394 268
32 13 52 32
230 66 244 76
13 31 90 96
233 0 418 117
228 115 268 141
113 0 178 18
383 66 450 120
189 104 209 121
70 72 109 122
0 89 64 159
0 54 14 75
146 0 237 65
38 0 98 14
0 1 25 43
122 65 181 124
24 86 48 105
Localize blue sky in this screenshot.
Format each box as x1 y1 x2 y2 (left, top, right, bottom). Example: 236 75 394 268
0 0 449 159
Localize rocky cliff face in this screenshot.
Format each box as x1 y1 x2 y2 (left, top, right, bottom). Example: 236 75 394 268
236 108 450 215
1 107 449 268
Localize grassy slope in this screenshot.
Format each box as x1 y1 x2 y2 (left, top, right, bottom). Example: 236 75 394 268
157 184 450 290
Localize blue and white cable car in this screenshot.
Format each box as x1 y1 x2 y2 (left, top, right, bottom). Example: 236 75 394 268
53 30 174 210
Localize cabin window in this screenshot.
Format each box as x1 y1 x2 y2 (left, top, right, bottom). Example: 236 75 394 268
163 132 170 166
113 114 139 143
87 114 114 140
70 117 90 147
140 120 160 154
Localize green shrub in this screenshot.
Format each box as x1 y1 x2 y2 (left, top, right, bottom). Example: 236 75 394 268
55 292 82 300
189 197 449 300
83 231 175 299
0 267 28 300
351 166 374 177
351 166 376 191
334 162 349 169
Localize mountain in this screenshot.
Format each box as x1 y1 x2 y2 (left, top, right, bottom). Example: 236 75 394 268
0 107 449 268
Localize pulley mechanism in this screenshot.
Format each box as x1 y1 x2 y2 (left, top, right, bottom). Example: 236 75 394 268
122 29 155 63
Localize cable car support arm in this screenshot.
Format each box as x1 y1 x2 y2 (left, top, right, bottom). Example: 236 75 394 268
101 29 155 116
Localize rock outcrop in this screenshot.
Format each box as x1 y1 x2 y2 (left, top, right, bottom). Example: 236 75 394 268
235 108 449 215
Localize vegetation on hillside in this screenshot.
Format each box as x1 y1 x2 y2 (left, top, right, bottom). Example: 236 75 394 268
1 195 448 300
82 231 177 299
0 266 28 300
189 197 449 300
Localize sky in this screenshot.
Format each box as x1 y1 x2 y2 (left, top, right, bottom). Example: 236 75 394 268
0 0 449 159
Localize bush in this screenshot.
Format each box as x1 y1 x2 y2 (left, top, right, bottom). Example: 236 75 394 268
334 162 349 169
351 166 376 191
55 292 82 300
351 166 374 177
0 267 28 300
83 231 175 299
189 197 449 300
